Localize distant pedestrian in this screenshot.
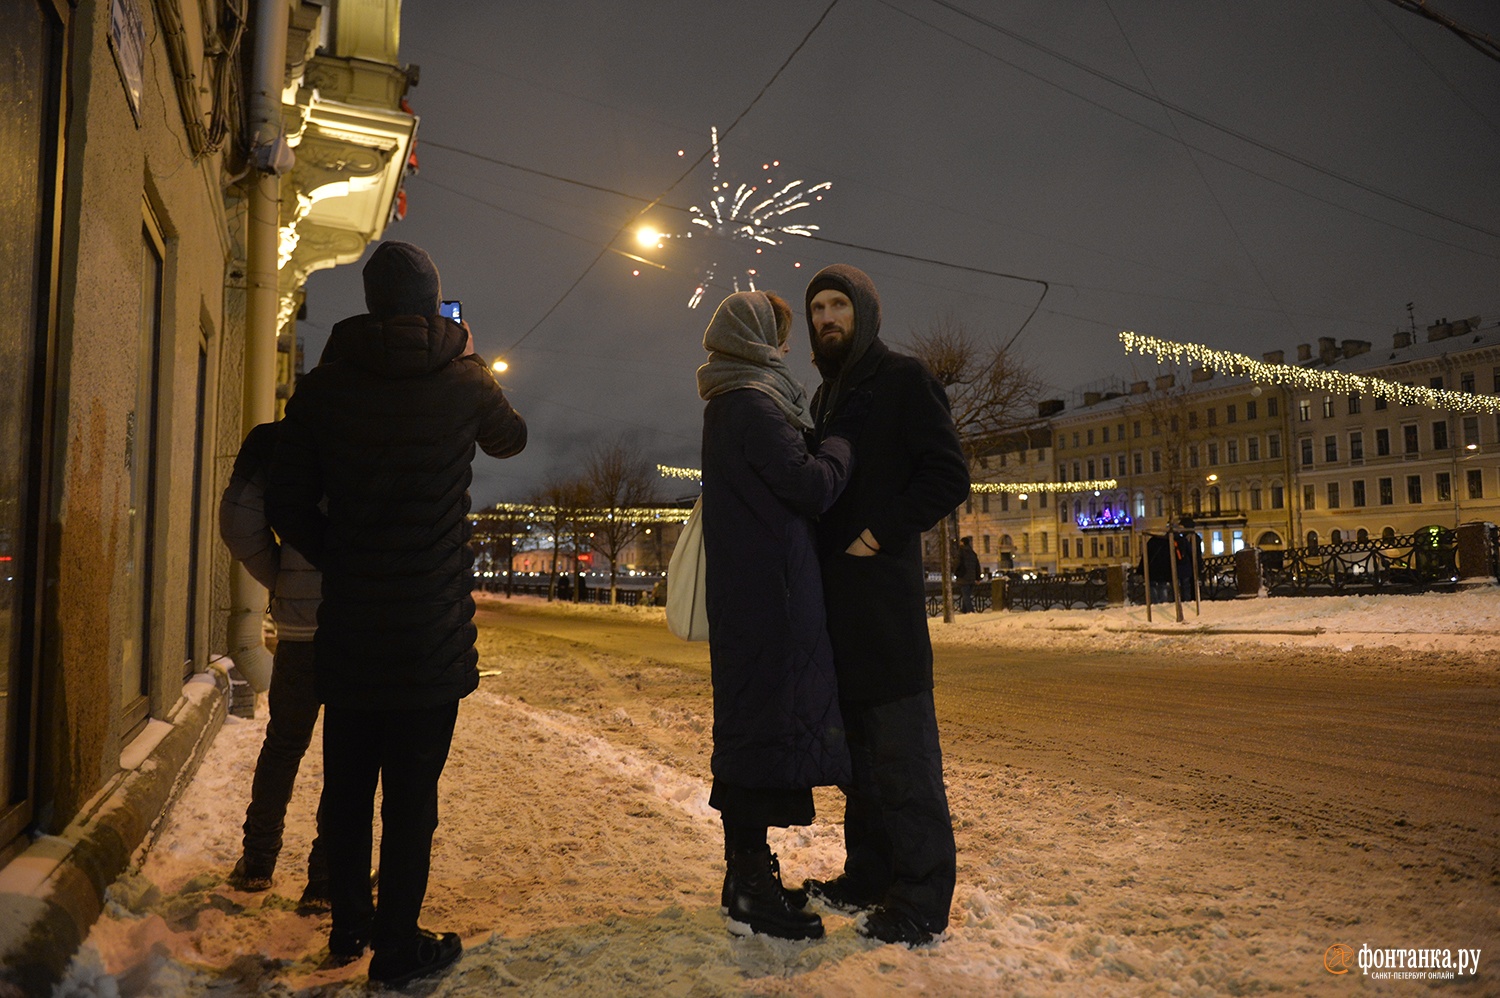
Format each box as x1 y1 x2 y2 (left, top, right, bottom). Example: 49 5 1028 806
220 421 329 912
801 264 970 947
267 241 527 988
954 536 981 613
698 291 862 940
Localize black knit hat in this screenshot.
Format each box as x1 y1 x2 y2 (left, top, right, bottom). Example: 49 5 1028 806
362 241 442 318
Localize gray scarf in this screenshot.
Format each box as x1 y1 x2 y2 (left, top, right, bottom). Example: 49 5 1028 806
696 291 813 431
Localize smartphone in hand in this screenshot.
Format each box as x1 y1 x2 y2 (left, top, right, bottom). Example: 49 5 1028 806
440 300 462 323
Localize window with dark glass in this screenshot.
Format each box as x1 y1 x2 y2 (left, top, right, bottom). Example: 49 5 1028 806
1376 428 1390 456
1348 394 1361 414
1403 424 1419 455
1324 435 1338 462
1350 432 1363 462
1327 482 1340 509
1379 477 1393 505
1432 420 1449 451
1300 438 1314 467
1352 479 1366 506
1436 473 1451 503
1407 475 1422 503
1468 469 1484 499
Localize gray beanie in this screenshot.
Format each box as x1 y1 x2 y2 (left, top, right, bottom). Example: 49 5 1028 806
362 241 442 318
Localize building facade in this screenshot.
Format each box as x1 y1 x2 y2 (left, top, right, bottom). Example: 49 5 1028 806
954 322 1500 576
2 2 415 988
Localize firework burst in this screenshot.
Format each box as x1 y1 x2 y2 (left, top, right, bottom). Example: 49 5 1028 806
656 127 831 308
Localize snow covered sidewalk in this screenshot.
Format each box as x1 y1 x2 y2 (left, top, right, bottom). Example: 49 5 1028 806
56 588 1499 996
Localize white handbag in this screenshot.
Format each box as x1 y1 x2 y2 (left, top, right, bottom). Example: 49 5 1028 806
666 497 709 641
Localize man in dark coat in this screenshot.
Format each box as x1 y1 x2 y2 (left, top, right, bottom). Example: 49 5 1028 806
800 264 970 947
955 536 981 613
267 241 526 987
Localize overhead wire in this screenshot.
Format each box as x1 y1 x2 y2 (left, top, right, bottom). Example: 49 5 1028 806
910 0 1500 243
1099 0 1302 342
500 0 844 354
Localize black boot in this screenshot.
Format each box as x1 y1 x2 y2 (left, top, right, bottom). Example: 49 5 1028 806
725 847 824 941
721 854 810 913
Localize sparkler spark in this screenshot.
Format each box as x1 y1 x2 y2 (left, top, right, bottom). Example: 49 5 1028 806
661 127 831 308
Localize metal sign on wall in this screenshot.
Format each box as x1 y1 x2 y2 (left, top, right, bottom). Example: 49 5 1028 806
108 0 144 123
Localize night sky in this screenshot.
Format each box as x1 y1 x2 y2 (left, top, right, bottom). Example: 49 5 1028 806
300 0 1500 506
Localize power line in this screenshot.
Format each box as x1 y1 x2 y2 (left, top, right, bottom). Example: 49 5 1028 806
912 0 1500 242
501 0 843 353
868 0 1497 260
1100 0 1302 342
1381 0 1500 63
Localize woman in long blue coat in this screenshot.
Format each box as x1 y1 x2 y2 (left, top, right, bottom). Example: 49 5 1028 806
697 290 858 941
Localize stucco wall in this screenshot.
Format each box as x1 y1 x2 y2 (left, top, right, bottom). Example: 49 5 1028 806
44 0 239 832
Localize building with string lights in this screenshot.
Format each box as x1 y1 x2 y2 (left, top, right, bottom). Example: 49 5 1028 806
952 318 1500 577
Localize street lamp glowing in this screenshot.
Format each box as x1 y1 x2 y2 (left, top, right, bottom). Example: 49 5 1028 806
491 358 509 374
636 226 661 248
1206 473 1219 483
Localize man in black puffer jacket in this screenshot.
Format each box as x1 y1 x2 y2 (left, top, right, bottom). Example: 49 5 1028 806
799 264 969 948
267 241 525 987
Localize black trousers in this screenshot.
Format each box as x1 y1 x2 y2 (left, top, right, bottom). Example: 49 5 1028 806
241 640 327 880
321 699 459 949
840 689 956 932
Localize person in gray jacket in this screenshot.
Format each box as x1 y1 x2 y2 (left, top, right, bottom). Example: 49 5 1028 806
220 420 329 910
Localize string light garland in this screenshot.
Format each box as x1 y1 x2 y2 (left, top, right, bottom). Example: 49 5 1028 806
472 503 694 525
970 480 1119 494
1120 331 1500 414
657 464 703 481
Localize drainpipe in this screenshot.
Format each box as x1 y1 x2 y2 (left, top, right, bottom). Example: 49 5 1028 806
228 0 293 694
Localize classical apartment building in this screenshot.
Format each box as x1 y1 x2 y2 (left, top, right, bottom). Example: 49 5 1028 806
3 2 417 987
955 319 1500 575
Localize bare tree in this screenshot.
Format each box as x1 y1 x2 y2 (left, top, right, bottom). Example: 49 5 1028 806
470 503 529 598
533 476 587 601
582 437 657 604
903 312 1043 622
905 312 1043 464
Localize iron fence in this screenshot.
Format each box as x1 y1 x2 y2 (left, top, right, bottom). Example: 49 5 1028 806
1260 527 1458 596
1003 570 1112 612
925 584 993 617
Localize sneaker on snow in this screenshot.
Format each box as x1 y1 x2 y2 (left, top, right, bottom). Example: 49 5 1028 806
227 854 275 892
367 928 462 987
857 905 939 947
802 875 881 915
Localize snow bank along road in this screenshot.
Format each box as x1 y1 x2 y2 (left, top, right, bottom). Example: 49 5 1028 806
70 595 1498 996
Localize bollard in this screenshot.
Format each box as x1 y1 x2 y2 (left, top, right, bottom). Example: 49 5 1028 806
1234 546 1261 597
1105 564 1126 605
991 575 1009 611
1455 521 1498 587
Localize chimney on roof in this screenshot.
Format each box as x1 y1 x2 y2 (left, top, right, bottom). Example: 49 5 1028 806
1296 343 1312 362
1130 380 1150 394
1318 337 1338 363
1262 349 1284 364
1191 368 1213 382
1083 391 1102 406
1428 318 1453 342
1393 329 1412 348
1038 399 1065 418
1155 374 1175 390
1341 339 1371 358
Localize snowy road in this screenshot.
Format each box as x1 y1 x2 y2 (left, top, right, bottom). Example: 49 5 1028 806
66 594 1498 996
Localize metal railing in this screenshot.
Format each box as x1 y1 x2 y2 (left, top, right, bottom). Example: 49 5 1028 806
1260 528 1458 596
1002 570 1111 612
925 584 993 616
473 577 660 606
